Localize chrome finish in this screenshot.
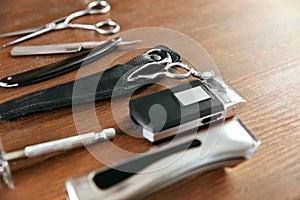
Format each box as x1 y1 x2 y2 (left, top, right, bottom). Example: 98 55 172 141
64 0 111 24
65 19 120 35
127 48 245 142
0 82 18 88
65 118 260 200
0 26 45 38
127 49 173 82
127 58 215 82
23 129 115 158
0 139 14 189
202 77 246 118
142 111 225 142
127 49 246 142
2 1 120 47
0 17 67 38
162 62 215 80
3 26 54 47
10 39 142 56
0 128 115 189
140 74 246 142
1 37 126 88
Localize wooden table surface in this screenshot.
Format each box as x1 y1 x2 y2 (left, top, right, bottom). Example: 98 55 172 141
0 0 299 199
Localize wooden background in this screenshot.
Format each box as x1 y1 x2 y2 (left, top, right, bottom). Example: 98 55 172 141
0 0 299 199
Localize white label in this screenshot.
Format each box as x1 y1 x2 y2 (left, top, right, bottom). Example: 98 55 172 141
174 86 211 106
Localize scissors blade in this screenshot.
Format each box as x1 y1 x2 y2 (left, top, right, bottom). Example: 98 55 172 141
10 39 142 56
0 26 46 38
0 16 67 38
3 26 54 48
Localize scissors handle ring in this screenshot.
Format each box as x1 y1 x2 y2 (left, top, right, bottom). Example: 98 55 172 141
87 0 111 14
145 49 173 64
95 20 120 34
163 62 193 79
64 1 111 24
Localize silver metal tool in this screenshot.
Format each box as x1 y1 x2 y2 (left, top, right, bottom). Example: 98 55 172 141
0 37 141 88
128 49 215 82
10 39 142 56
65 118 260 200
1 0 120 47
0 128 115 189
127 48 246 142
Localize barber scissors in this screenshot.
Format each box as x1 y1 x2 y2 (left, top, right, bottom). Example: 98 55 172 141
1 1 120 47
127 49 215 82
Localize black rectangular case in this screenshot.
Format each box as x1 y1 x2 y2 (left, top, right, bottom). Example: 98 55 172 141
129 80 225 142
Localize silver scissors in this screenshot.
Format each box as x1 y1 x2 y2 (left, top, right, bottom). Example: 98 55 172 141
1 1 120 47
127 49 215 82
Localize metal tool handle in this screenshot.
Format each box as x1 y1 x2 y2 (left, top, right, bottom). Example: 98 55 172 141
0 128 115 190
0 37 121 87
67 19 120 35
88 149 234 200
64 1 111 24
24 128 115 158
10 40 142 56
65 118 261 200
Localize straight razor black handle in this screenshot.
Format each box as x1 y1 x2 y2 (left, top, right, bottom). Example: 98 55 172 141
0 37 121 87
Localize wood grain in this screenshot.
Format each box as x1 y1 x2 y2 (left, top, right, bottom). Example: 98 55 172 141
0 0 299 199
